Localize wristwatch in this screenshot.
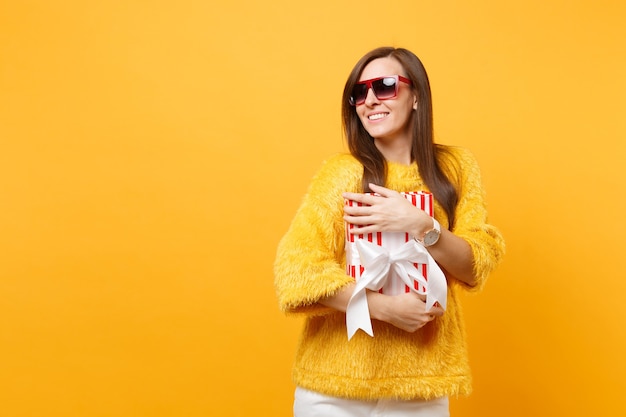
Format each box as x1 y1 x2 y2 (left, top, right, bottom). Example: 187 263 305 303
416 218 441 247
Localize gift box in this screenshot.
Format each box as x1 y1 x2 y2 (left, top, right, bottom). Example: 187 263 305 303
344 191 447 340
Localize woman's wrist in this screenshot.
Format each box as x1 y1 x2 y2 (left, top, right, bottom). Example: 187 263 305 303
415 218 441 247
366 291 390 323
412 214 435 243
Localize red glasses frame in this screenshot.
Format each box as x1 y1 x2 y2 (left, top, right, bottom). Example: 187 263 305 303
349 75 412 106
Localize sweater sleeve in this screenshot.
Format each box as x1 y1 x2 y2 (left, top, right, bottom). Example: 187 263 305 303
445 147 505 292
274 154 361 316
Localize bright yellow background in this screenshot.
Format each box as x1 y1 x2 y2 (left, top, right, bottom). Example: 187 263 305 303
1 1 624 416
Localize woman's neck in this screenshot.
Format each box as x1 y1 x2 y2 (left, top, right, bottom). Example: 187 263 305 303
374 137 412 165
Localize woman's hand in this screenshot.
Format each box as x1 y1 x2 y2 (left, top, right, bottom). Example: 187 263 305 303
343 183 432 238
369 291 443 332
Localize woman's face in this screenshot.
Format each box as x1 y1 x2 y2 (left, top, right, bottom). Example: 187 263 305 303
355 57 416 146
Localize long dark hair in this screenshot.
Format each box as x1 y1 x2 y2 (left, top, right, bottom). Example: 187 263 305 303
341 47 459 228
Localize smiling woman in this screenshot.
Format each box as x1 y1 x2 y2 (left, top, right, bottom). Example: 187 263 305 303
274 47 505 417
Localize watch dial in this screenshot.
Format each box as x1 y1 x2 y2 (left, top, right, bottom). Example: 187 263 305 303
424 231 439 246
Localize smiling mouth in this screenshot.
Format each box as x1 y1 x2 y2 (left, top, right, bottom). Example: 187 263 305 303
368 113 388 121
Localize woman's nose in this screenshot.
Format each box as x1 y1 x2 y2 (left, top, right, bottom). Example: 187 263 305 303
363 88 379 105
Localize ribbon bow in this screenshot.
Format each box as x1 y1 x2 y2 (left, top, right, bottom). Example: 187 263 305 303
346 239 447 340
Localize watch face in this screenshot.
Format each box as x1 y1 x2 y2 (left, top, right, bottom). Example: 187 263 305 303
424 230 440 246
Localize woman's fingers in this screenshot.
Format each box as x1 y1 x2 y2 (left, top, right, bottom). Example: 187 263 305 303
342 184 401 205
429 305 445 317
342 192 379 206
417 294 444 316
367 183 400 198
343 203 371 216
343 191 413 223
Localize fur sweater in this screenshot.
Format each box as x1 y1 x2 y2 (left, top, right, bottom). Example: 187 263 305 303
274 146 505 400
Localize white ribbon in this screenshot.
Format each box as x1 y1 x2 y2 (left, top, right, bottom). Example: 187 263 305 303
346 239 447 340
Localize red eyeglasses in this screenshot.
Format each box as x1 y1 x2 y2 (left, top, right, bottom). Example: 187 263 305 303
349 75 412 106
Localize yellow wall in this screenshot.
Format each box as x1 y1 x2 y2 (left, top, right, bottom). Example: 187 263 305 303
1 1 624 416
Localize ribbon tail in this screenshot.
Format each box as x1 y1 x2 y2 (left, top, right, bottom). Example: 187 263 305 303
424 253 447 311
345 239 394 339
346 290 373 340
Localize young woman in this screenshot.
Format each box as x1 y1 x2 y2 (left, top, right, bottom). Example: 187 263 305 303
274 47 505 417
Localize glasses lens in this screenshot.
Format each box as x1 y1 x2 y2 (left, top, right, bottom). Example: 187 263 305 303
372 77 398 100
350 84 368 105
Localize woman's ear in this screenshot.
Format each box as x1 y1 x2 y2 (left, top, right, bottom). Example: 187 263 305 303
413 96 418 110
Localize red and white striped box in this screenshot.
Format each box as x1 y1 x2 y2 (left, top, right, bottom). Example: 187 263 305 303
345 191 434 295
